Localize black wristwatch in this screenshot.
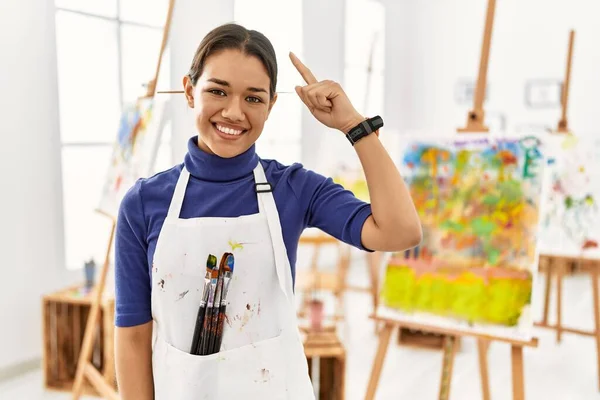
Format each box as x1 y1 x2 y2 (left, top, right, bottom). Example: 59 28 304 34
345 115 384 145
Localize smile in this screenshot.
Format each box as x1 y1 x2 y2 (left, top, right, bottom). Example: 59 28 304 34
213 123 247 137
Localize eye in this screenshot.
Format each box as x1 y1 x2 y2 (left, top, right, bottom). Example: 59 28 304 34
246 96 263 104
208 89 226 96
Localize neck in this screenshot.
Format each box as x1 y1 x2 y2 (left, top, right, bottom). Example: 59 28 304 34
183 136 258 182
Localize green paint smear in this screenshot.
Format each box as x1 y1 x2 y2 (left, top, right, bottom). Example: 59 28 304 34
565 196 574 209
381 265 532 326
439 220 465 233
482 195 500 206
470 217 497 236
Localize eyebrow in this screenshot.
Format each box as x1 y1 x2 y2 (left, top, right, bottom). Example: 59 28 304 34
207 78 268 94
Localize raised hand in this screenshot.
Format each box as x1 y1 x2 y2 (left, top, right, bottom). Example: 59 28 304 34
289 52 364 134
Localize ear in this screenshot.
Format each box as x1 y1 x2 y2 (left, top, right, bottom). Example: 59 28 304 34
266 93 278 119
183 75 195 108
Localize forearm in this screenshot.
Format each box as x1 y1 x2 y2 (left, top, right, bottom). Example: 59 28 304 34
115 323 154 400
350 126 422 249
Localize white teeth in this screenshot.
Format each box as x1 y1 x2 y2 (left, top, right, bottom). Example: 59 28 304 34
216 124 243 136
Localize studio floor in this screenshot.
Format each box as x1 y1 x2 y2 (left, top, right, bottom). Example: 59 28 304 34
1 252 599 399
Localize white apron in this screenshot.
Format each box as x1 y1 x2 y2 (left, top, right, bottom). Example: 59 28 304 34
151 163 315 400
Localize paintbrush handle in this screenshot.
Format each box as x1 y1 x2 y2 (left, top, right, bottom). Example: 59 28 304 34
205 278 224 355
190 303 206 355
213 304 227 353
199 304 213 356
207 306 220 355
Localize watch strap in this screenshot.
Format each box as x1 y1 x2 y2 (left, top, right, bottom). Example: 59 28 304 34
346 115 384 145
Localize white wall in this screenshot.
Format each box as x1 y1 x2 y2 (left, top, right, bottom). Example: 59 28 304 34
0 0 81 371
383 0 600 138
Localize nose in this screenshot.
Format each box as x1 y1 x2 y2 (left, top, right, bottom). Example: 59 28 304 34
221 97 245 122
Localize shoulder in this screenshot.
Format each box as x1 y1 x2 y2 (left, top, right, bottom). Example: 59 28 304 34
119 164 183 217
259 158 330 200
260 158 327 184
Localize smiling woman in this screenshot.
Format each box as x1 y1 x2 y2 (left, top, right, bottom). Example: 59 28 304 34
114 22 421 400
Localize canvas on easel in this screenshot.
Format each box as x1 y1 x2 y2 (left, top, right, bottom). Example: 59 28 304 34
533 29 600 393
98 97 169 218
377 133 546 341
365 1 541 399
538 134 600 259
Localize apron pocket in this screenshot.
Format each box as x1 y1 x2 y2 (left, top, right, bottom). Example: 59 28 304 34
153 333 287 400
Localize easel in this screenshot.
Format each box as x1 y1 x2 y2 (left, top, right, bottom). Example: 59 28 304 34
365 0 539 398
556 30 575 134
70 1 176 399
533 30 600 391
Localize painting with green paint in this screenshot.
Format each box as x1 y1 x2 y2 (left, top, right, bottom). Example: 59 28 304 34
538 134 600 258
378 134 546 340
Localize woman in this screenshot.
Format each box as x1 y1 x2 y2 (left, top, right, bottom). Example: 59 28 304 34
114 23 421 399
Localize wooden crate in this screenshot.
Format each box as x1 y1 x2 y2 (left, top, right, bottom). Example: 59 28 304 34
304 329 346 400
42 284 117 396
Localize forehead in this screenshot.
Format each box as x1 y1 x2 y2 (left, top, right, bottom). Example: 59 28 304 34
200 49 270 89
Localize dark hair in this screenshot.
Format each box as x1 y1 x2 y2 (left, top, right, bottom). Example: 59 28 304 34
187 23 278 99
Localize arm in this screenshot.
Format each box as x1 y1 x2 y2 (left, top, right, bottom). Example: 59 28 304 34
115 322 154 400
349 125 422 251
290 52 422 252
114 180 154 398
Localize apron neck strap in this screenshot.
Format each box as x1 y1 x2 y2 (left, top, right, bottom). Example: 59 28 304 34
166 166 190 219
253 162 294 300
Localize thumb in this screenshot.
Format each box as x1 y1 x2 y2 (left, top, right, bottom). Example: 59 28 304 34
294 86 302 97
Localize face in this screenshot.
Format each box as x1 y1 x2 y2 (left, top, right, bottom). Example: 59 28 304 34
183 49 277 158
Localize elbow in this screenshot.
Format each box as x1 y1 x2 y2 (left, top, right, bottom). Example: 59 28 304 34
403 222 423 250
388 221 422 252
411 224 424 248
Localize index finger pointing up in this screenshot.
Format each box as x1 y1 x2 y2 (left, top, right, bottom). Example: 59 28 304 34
289 52 318 85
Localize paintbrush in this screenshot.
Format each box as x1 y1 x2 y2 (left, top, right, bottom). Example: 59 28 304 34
213 253 235 353
207 253 229 354
198 262 220 355
190 254 217 354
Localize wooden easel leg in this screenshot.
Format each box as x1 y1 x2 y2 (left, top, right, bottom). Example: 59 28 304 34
477 340 491 400
542 258 553 325
556 260 564 343
511 345 525 400
72 222 116 400
591 267 600 391
366 252 381 332
438 335 458 400
364 323 394 400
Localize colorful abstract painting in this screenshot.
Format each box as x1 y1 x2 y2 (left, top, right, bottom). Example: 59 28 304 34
98 98 167 218
377 135 546 340
538 134 600 258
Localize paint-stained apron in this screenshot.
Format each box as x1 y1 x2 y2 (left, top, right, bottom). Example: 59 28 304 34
151 162 315 400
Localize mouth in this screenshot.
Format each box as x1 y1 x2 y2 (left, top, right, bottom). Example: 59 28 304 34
212 123 248 141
